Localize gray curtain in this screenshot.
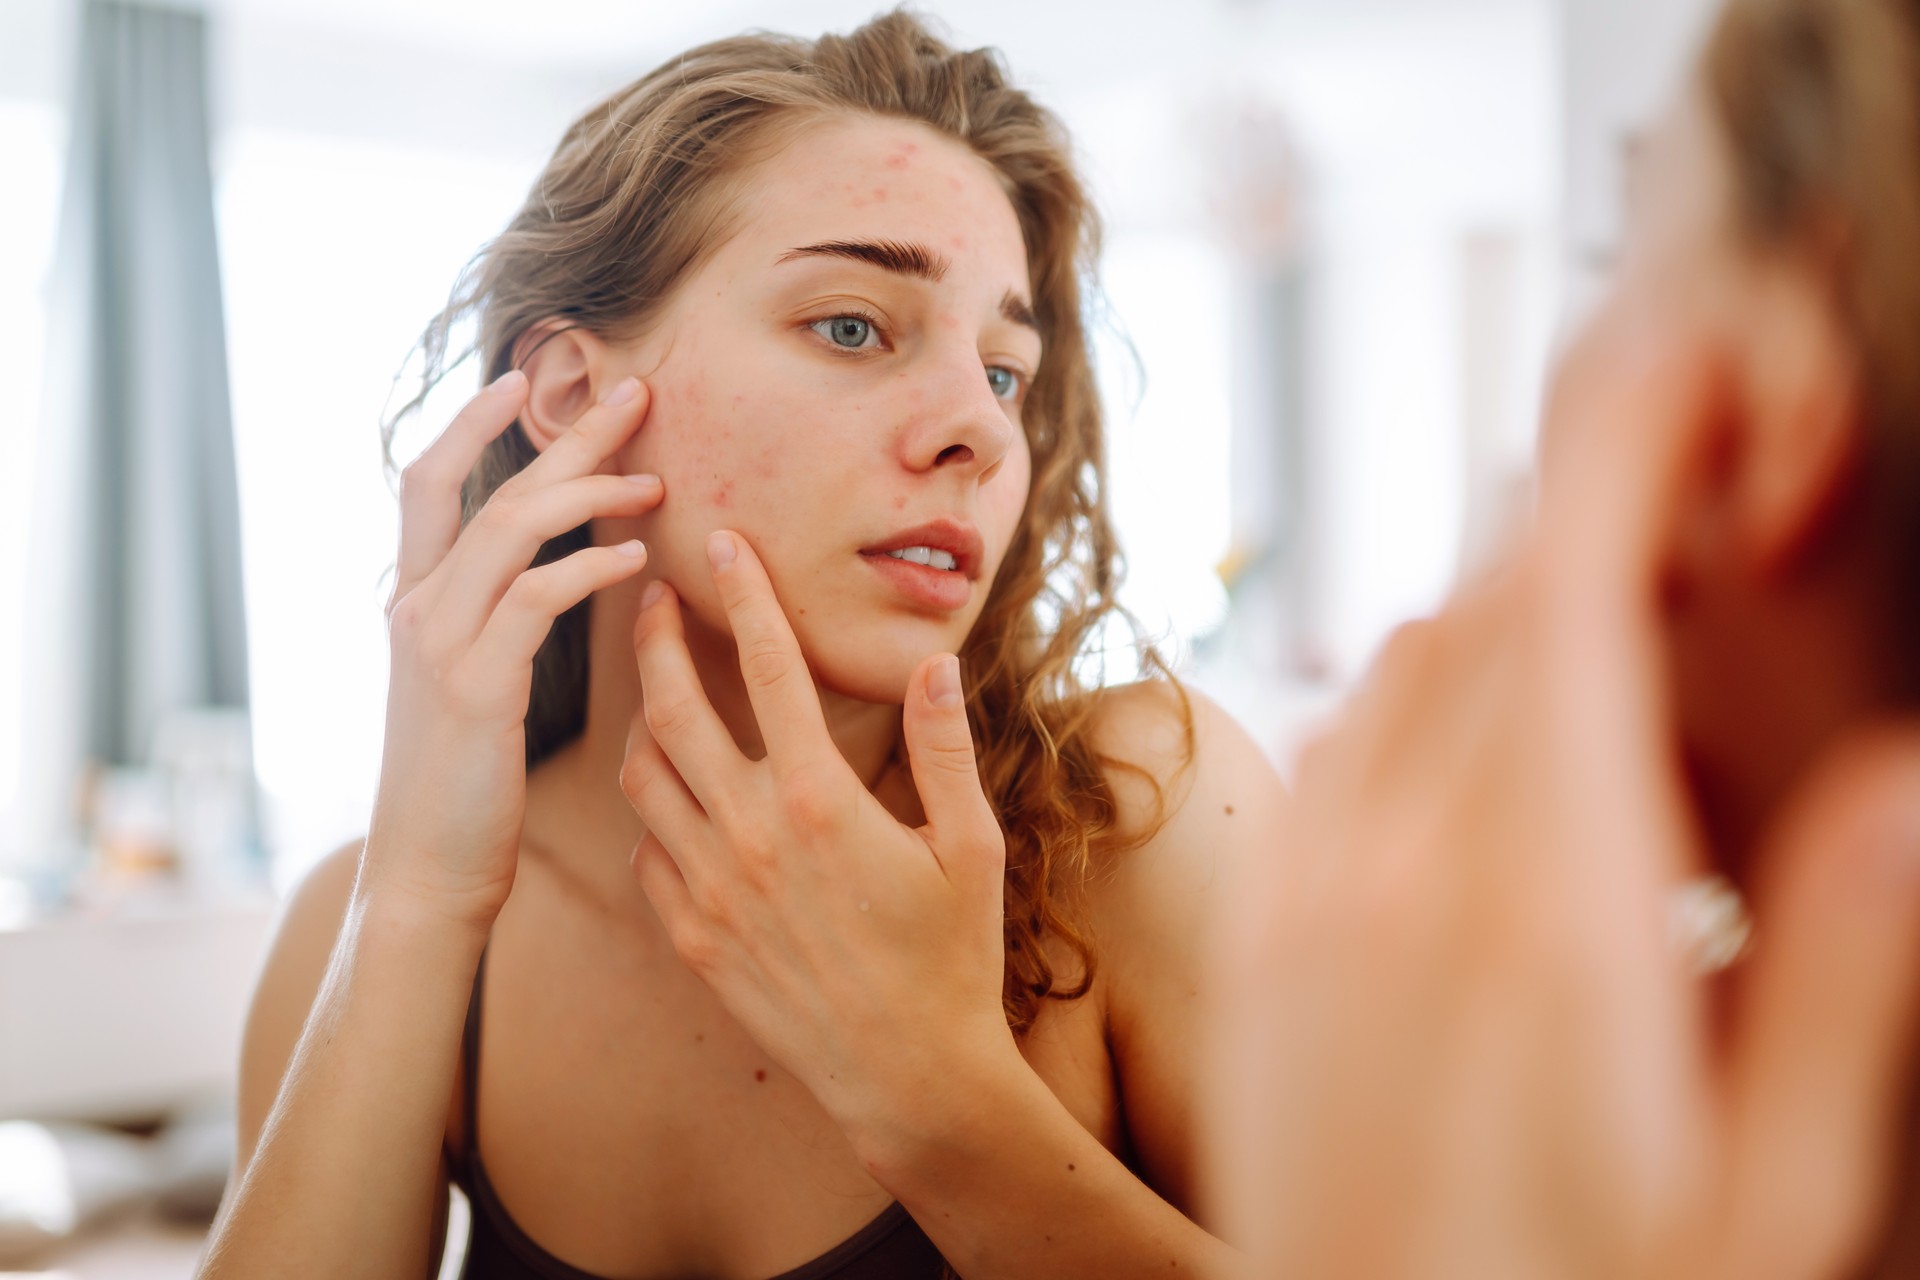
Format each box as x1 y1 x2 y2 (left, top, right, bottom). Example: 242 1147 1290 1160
23 0 249 868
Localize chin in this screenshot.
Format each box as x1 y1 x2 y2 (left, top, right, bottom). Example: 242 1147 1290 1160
800 619 972 707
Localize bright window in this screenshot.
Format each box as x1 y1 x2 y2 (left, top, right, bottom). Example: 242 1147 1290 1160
0 100 65 866
218 129 532 885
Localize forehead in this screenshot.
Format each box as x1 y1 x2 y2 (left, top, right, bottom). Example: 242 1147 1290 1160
725 114 1031 287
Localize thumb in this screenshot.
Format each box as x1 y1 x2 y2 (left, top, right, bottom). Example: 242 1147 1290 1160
1717 725 1920 1279
902 653 1002 877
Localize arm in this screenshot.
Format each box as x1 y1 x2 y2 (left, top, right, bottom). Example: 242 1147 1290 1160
200 845 469 1280
202 371 662 1278
846 687 1285 1274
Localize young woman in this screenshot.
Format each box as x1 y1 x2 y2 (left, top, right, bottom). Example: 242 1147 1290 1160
201 12 1279 1280
1208 0 1920 1275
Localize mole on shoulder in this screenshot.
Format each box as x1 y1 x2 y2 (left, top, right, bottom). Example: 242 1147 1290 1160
754 1068 767 1083
1224 804 1235 816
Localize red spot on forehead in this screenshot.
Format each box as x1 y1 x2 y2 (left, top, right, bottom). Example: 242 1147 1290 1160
871 186 889 202
883 154 910 170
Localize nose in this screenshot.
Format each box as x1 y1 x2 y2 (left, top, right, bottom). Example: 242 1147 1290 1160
897 346 1016 482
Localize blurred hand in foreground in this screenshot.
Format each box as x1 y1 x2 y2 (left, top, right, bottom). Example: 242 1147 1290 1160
1205 290 1920 1279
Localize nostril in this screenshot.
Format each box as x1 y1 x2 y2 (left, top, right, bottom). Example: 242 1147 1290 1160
935 444 974 466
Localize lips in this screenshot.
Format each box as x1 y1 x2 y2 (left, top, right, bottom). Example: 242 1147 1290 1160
857 518 983 613
857 520 984 580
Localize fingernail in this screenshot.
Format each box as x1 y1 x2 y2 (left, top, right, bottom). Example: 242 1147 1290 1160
929 654 962 708
490 368 526 395
641 580 665 608
626 473 661 490
614 540 646 558
600 376 640 408
707 531 736 572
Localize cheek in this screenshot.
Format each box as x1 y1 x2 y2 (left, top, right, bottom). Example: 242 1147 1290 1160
984 434 1035 566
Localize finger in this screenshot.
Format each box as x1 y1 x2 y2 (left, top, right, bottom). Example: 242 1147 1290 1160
1717 726 1920 1279
619 710 711 879
632 581 747 812
464 540 649 674
433 472 664 644
706 531 833 764
393 369 528 607
1536 295 1724 619
902 654 1002 882
631 833 713 972
497 375 651 497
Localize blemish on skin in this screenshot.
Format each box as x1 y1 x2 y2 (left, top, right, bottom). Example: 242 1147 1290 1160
892 494 907 510
1224 805 1235 816
871 186 889 202
711 480 734 508
695 1033 705 1043
884 153 910 170
1067 1163 1076 1172
754 1068 768 1083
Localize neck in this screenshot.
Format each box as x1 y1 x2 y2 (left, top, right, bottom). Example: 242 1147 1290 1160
521 577 905 905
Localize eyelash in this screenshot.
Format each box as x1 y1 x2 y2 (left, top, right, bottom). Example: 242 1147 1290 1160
803 308 1031 404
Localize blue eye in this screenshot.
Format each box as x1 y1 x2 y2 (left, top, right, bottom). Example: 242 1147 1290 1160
986 366 1023 401
812 315 877 348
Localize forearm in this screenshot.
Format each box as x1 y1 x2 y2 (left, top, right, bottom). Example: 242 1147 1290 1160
199 888 485 1280
849 1042 1240 1280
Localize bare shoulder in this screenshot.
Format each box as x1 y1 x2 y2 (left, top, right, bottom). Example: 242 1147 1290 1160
233 841 364 1170
1076 680 1285 1219
1081 679 1287 946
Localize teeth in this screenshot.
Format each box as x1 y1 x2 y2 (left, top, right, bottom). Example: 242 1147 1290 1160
884 546 958 571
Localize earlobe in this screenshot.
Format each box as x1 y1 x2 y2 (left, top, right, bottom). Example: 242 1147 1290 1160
512 322 609 452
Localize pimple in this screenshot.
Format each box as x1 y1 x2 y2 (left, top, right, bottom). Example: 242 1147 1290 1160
950 234 967 250
892 494 907 510
711 480 734 508
883 152 911 170
871 186 889 202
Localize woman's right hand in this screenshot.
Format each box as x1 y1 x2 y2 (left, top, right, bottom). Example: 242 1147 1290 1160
359 370 660 932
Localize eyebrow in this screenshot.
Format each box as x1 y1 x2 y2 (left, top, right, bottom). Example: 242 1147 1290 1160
777 237 1042 335
779 238 950 282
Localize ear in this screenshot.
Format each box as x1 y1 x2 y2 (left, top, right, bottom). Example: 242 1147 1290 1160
510 322 619 452
1725 258 1864 577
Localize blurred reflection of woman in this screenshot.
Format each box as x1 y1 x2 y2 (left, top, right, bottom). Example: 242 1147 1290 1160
1210 0 1920 1275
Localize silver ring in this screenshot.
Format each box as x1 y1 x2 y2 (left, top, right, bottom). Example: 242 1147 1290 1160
1668 874 1752 976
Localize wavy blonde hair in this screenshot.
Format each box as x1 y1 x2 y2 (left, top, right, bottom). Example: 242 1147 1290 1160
384 9 1189 1034
1703 0 1920 682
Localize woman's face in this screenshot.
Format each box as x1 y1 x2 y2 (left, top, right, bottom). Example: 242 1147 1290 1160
606 113 1040 706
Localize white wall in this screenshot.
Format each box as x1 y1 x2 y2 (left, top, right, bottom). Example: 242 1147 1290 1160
1561 0 1721 268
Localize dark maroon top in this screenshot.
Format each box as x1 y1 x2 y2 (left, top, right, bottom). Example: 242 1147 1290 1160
450 949 949 1280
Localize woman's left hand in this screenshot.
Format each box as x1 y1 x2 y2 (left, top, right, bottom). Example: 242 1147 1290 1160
621 529 1012 1136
